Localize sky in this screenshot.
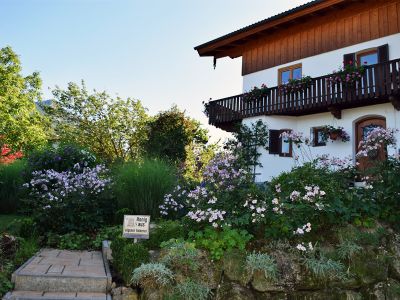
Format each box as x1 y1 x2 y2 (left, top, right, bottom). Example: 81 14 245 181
0 0 309 141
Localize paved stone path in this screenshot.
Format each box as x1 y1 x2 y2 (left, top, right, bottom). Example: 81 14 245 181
3 249 111 300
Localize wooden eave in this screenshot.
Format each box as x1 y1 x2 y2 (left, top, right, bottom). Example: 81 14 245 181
194 0 351 58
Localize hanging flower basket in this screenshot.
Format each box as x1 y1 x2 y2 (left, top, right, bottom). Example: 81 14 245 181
321 126 350 143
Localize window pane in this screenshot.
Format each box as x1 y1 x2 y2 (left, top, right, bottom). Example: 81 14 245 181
317 130 325 144
293 67 302 80
281 70 290 84
281 138 290 154
359 52 378 66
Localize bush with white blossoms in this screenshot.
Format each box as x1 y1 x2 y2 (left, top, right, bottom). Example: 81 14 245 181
356 127 397 158
23 163 113 234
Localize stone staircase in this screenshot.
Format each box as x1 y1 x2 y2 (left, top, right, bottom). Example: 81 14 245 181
3 249 112 300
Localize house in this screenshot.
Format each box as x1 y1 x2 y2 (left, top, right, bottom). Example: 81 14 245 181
195 0 400 182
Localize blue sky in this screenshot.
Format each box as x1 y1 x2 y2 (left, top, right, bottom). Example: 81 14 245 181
1 0 308 140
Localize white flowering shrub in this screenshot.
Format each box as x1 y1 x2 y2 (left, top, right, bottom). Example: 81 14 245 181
23 164 113 233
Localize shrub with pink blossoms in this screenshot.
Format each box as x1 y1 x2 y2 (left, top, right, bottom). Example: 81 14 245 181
160 152 258 228
24 164 114 234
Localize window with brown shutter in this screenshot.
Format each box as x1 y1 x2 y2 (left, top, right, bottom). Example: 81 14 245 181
269 130 281 154
377 44 389 63
343 53 355 67
312 127 326 147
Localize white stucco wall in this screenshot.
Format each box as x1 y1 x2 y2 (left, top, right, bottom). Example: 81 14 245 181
243 33 400 92
243 103 400 182
240 33 400 182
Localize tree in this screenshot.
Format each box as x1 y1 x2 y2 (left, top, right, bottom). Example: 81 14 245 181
0 46 48 151
145 105 209 162
45 81 149 161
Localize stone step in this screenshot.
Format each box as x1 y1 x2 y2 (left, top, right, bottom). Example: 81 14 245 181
2 291 111 300
11 249 111 293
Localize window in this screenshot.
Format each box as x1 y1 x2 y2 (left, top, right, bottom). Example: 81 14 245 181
278 64 302 85
357 49 378 66
312 127 326 147
269 129 292 157
344 44 388 68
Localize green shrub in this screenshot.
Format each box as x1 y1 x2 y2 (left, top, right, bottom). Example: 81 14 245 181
11 217 37 239
131 263 174 288
0 261 14 297
26 144 97 174
111 237 150 284
172 280 212 300
113 159 176 218
58 232 92 250
0 160 26 213
189 227 253 260
360 157 400 229
160 239 200 273
92 226 122 249
246 252 278 280
13 238 39 266
144 220 186 249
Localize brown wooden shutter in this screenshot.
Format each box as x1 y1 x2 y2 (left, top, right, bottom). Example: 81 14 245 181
377 44 389 63
343 53 355 67
269 130 281 154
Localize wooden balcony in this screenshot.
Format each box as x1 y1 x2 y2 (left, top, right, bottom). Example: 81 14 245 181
206 59 400 131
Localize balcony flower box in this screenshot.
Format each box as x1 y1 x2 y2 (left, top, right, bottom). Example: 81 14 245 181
243 84 269 102
279 76 312 94
328 62 365 87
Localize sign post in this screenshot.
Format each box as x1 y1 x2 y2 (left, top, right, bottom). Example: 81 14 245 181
123 215 151 242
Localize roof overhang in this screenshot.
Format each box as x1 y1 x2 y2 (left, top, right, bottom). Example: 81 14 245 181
194 0 350 59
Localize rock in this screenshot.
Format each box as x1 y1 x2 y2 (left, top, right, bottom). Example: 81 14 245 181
363 279 400 300
141 288 167 300
102 240 112 261
351 250 388 285
389 233 400 280
196 251 222 289
148 250 160 262
222 249 251 286
251 270 284 292
216 281 255 300
287 290 363 300
111 287 123 296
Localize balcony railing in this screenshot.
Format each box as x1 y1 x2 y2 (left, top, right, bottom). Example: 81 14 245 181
206 59 400 130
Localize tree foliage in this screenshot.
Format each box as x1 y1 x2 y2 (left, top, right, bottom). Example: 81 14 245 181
145 105 209 162
45 81 149 161
0 46 48 150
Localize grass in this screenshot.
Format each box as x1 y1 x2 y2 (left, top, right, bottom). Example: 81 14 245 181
113 159 176 218
0 160 26 213
0 215 23 233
